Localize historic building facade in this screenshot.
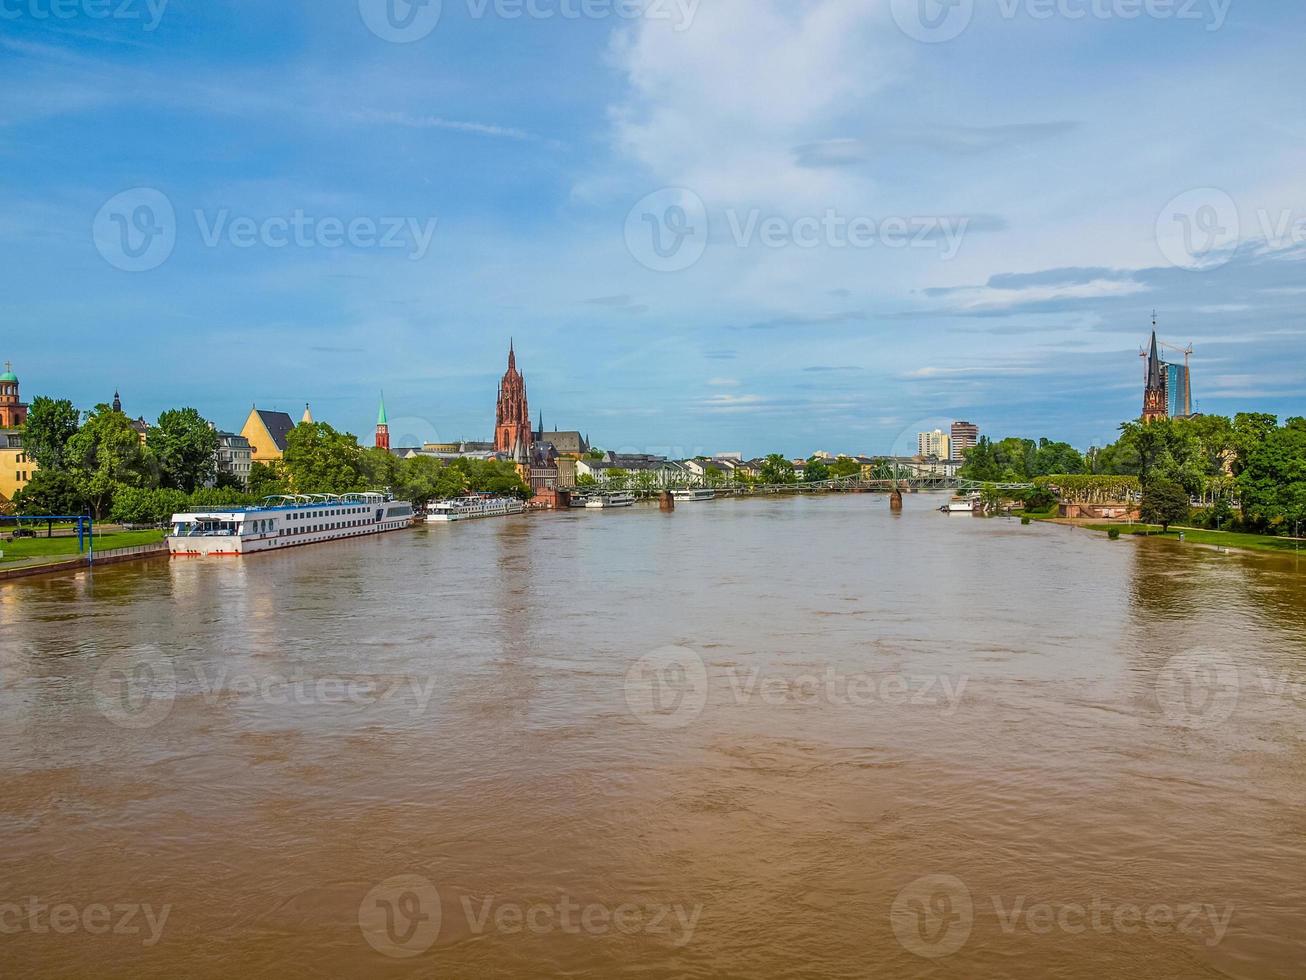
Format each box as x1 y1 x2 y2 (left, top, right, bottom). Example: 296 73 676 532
494 341 533 459
0 361 32 504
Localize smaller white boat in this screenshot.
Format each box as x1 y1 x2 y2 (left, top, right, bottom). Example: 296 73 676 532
426 495 526 523
586 492 635 509
940 496 976 514
569 494 592 508
672 488 716 502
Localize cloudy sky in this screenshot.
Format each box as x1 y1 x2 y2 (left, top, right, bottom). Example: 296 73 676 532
3 0 1304 456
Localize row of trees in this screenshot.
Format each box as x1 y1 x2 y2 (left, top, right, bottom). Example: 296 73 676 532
13 398 226 519
9 402 530 522
967 413 1306 535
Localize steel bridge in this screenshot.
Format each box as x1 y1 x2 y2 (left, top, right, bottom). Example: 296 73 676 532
612 477 1034 498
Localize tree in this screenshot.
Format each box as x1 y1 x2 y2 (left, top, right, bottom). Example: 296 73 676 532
760 453 796 485
1236 418 1306 533
804 459 831 482
829 457 861 479
398 455 467 508
247 461 286 498
1140 479 1190 533
65 404 154 518
13 470 86 517
111 487 189 526
21 396 80 471
151 407 219 492
1232 413 1279 475
282 422 364 493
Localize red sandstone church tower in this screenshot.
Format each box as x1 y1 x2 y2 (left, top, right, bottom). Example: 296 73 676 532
1142 329 1167 423
494 341 533 458
375 394 390 451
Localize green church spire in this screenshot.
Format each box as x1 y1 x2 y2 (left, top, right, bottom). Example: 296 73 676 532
377 393 388 426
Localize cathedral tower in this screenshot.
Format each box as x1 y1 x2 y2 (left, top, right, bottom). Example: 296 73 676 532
375 394 390 451
494 340 532 458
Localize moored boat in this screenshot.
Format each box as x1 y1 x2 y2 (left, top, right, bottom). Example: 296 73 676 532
672 488 716 502
168 492 414 557
940 495 977 513
585 492 635 509
426 495 527 523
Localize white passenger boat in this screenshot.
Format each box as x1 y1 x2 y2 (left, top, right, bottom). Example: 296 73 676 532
940 496 977 514
585 492 635 509
672 488 716 502
426 495 527 523
569 494 592 508
168 493 414 557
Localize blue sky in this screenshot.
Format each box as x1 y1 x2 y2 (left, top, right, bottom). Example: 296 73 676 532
2 0 1304 457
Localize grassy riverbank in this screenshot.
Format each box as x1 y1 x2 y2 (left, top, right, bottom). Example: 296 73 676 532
1086 523 1303 555
0 529 166 564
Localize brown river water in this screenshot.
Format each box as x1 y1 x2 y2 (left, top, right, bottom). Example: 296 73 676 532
2 495 1305 978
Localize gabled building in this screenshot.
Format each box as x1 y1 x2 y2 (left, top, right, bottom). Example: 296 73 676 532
241 407 297 464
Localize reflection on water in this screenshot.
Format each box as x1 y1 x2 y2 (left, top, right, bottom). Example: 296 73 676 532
2 496 1305 979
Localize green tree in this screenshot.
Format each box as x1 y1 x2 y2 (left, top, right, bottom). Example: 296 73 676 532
111 487 189 526
361 446 403 492
1140 479 1190 533
65 404 154 518
151 408 220 492
21 396 80 471
12 469 86 517
804 459 831 482
1232 412 1279 475
829 457 861 479
760 454 796 485
1236 418 1306 533
282 422 364 493
247 461 287 498
1032 438 1085 477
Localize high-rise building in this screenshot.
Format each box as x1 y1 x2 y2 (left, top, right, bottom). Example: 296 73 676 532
950 422 979 459
918 429 951 459
494 340 532 461
1165 362 1191 418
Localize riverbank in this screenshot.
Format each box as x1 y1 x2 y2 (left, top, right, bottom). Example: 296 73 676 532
0 529 166 564
1043 518 1304 555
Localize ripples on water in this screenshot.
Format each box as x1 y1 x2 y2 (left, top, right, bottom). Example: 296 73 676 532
2 496 1305 978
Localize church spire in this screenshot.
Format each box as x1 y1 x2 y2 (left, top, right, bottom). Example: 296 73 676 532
375 392 390 451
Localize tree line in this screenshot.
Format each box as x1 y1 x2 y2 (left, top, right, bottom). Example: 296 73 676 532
961 413 1306 535
7 398 529 525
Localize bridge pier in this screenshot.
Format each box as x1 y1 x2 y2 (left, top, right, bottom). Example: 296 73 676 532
890 488 903 512
659 491 675 512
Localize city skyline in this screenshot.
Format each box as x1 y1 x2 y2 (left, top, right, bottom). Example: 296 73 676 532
4 2 1306 456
